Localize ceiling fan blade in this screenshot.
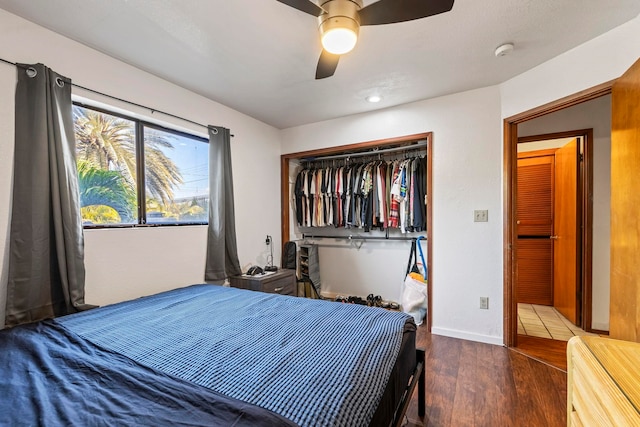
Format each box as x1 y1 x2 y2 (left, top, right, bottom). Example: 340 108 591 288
316 50 340 79
276 0 325 17
359 0 454 26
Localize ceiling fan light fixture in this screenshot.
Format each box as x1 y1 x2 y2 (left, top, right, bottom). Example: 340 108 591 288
278 0 455 79
320 16 359 55
322 27 358 54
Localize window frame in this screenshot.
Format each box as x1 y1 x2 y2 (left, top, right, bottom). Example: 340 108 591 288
73 101 210 229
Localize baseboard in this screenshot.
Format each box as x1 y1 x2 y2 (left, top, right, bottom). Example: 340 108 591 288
320 291 339 300
590 321 609 334
431 327 504 346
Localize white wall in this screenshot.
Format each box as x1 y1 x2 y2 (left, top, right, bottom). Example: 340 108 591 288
0 9 283 325
282 86 505 345
500 15 640 119
0 38 14 330
517 138 574 152
518 96 612 331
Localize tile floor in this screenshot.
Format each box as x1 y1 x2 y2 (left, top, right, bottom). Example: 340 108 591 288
518 303 599 341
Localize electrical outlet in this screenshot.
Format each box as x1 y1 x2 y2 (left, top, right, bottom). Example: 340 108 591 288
480 297 489 310
474 210 488 222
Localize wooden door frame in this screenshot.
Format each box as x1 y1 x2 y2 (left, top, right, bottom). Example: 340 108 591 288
503 81 613 347
281 132 433 331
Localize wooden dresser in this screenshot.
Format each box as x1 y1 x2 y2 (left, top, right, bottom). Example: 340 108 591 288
567 336 640 426
229 269 296 296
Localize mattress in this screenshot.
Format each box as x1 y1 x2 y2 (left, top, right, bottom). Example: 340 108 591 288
2 284 416 426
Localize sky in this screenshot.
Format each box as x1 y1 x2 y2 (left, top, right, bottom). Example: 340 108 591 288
148 129 209 201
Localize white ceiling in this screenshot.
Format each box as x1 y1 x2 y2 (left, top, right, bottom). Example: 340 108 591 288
1 0 638 129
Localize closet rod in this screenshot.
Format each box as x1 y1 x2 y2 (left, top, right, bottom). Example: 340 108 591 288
302 233 422 242
301 140 427 162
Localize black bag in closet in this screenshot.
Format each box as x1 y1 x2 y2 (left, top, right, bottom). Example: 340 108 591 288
282 241 297 269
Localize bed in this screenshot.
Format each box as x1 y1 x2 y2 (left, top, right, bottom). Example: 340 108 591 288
0 284 424 426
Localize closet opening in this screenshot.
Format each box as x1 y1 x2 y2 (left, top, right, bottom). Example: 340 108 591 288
281 132 433 330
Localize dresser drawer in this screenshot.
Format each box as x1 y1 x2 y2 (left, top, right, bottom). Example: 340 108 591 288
229 269 296 296
261 276 295 295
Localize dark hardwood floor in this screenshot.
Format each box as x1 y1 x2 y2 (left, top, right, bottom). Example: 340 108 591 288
403 324 567 427
514 335 568 371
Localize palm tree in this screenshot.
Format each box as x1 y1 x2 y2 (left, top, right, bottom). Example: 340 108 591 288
81 205 124 225
73 107 183 206
77 161 136 222
143 130 183 205
74 107 136 187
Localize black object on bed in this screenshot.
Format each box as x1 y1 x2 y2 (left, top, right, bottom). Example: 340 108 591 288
0 284 424 426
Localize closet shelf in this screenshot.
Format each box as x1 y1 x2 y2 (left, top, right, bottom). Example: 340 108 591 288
300 140 427 162
302 233 424 242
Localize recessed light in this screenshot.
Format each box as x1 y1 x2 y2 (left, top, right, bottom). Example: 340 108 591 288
366 95 382 103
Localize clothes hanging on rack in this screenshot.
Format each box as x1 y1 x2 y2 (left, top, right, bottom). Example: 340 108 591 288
294 156 426 233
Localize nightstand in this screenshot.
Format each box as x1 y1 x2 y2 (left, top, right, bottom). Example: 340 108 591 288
229 269 296 296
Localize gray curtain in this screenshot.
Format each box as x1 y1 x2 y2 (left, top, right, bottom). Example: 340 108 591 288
5 63 91 327
205 126 242 282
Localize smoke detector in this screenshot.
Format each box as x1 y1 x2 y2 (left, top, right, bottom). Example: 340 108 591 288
495 43 514 57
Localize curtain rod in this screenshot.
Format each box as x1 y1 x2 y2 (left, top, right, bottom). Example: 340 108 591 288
0 57 16 67
0 56 233 137
301 140 427 162
302 233 421 242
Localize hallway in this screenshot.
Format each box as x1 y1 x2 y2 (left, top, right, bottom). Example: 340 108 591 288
517 303 599 341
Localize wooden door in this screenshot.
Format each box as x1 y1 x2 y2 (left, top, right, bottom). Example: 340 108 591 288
517 154 554 305
516 239 553 305
610 58 640 342
553 138 579 323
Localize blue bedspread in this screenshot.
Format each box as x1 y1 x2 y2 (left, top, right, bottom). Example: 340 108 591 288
0 320 296 427
57 284 412 427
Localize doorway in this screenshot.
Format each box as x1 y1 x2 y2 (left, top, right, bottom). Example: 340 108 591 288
516 133 589 326
503 81 613 348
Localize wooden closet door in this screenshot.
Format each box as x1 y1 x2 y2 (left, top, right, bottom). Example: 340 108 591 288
516 155 554 305
553 139 579 323
517 238 553 305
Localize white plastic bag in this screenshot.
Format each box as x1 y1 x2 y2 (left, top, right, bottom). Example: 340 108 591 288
401 273 427 325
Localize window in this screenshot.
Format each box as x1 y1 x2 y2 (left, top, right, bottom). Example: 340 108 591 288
73 104 209 227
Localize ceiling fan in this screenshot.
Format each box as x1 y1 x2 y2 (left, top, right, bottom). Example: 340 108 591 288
276 0 455 79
